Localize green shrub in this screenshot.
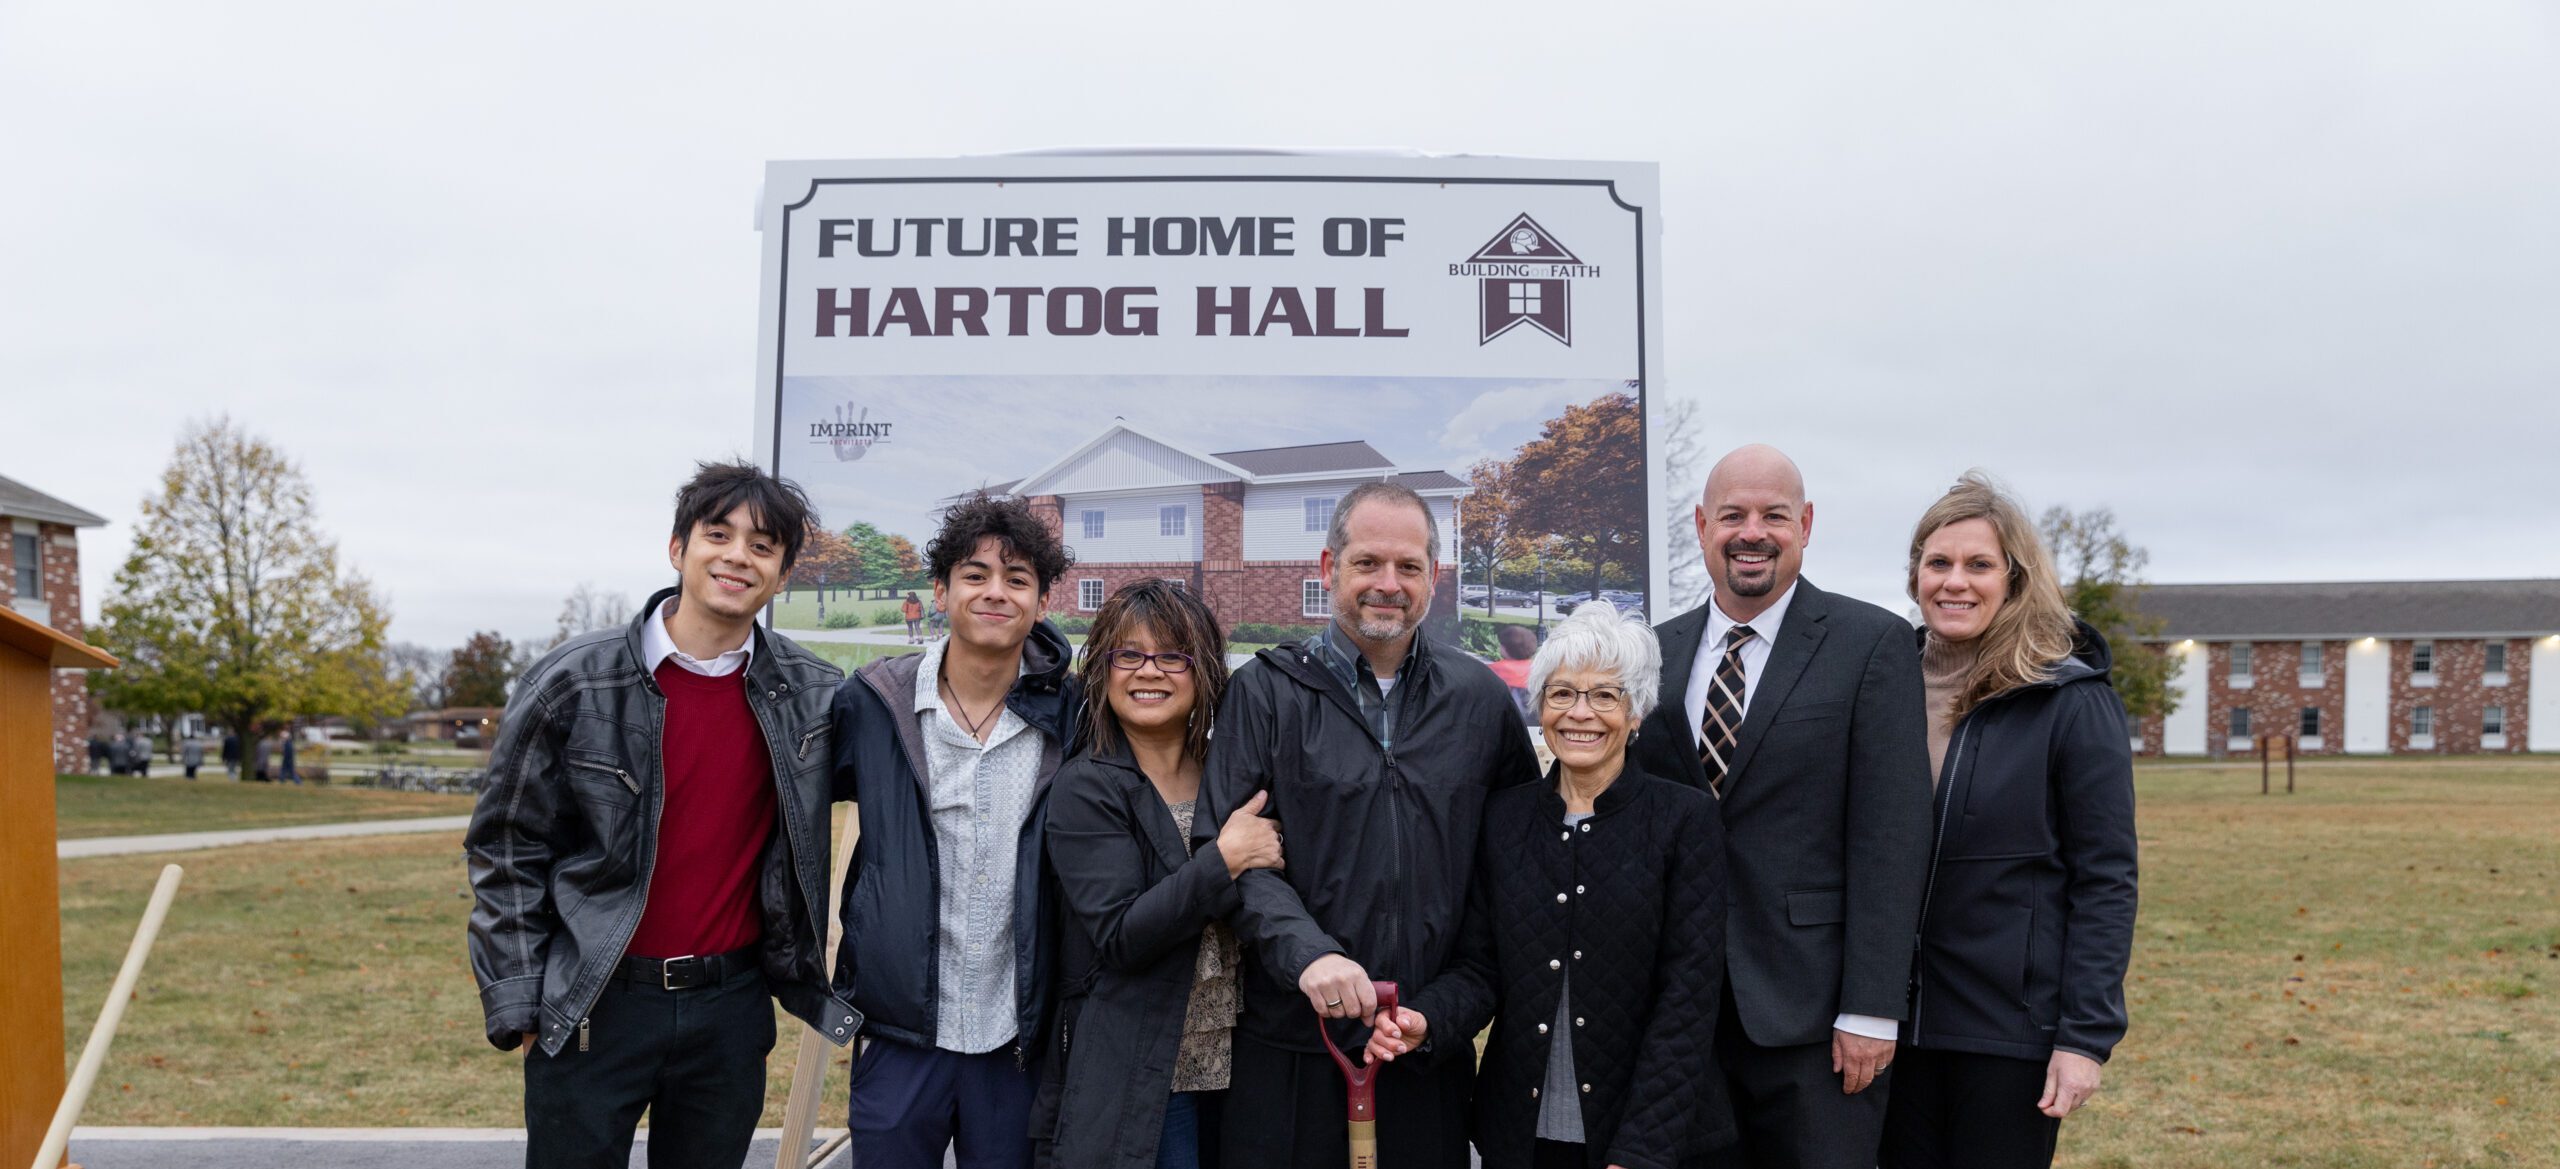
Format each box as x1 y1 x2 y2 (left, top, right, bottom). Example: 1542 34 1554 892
822 609 866 629
871 609 905 626
1229 622 1324 646
1052 615 1093 635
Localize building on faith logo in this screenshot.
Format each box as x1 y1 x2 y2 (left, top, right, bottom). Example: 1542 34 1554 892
1451 214 1601 345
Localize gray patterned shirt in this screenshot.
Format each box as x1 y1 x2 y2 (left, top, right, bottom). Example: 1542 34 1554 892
1306 620 1420 751
911 636 1043 1055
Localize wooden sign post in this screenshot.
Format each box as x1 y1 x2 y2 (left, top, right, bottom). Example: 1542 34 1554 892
0 606 116 1169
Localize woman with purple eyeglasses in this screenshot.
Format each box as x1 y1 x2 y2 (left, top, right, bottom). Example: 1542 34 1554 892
1033 580 1286 1169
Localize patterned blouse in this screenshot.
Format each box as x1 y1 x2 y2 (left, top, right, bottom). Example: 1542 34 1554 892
1165 798 1242 1092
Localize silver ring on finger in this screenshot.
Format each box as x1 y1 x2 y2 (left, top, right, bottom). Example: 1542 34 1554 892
1325 998 1343 1008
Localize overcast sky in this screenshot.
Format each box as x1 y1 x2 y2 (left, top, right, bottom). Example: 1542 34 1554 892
6 2 2555 650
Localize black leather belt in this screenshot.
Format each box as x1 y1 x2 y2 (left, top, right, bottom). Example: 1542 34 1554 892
615 945 758 991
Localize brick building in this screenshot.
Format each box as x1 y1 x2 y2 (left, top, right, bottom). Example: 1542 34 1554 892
966 422 1465 631
0 474 108 773
2130 579 2560 756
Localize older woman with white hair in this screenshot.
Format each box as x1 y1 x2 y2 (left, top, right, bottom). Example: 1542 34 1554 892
1367 603 1735 1169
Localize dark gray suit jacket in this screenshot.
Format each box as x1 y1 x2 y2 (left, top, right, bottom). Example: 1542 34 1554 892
1631 577 1934 1048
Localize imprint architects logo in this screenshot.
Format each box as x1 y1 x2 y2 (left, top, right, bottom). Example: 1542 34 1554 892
809 403 893 462
1451 214 1601 346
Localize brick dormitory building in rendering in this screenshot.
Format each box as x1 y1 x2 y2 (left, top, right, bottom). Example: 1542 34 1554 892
2130 579 2560 757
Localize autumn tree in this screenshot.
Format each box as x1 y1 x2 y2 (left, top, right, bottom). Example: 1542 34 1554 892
884 534 926 590
1507 391 1647 598
443 631 517 708
91 418 392 747
790 524 860 619
1458 457 1528 618
2040 504 2181 721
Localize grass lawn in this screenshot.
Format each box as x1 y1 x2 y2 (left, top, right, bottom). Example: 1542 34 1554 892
61 808 859 1128
803 641 922 673
53 773 476 840
768 591 907 632
52 760 2560 1162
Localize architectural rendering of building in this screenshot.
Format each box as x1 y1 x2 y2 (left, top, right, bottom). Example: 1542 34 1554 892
964 422 1465 630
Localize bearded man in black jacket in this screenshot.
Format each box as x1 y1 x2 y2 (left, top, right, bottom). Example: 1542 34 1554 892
1195 481 1541 1169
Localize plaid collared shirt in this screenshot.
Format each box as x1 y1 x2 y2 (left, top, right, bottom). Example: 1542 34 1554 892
1305 620 1423 753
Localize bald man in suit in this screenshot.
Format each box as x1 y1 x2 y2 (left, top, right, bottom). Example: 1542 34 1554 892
1632 445 1933 1169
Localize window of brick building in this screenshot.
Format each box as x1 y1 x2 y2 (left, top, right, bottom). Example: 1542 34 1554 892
1303 497 1334 533
2485 706 2506 737
2229 708 2251 737
1079 578 1104 611
2229 642 2252 679
2485 643 2508 683
2412 706 2434 738
2411 641 2434 674
9 533 35 599
2299 707 2320 738
1160 505 1185 537
1082 510 1106 540
1301 579 1330 618
2300 642 2322 676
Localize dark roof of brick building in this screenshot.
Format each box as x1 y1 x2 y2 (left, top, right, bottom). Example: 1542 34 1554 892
2132 579 2560 639
0 473 107 528
1211 441 1393 476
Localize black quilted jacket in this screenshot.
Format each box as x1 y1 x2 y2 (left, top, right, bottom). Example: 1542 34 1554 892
1408 763 1735 1169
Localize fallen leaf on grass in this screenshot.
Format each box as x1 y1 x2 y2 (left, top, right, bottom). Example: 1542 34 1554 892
2169 1125 2205 1136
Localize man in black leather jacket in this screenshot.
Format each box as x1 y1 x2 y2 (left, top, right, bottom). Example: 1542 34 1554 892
466 462 857 1169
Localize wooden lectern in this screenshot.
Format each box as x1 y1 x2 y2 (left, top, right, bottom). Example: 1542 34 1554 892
0 606 114 1169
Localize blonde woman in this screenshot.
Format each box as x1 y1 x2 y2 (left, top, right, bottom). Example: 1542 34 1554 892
1882 473 2139 1169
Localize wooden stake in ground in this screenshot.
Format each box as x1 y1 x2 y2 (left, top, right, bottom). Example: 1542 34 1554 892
31 863 182 1169
775 816 860 1169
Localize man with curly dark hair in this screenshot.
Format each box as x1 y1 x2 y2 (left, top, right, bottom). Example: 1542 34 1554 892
825 491 1084 1169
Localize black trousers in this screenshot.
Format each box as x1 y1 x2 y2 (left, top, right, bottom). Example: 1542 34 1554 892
1707 989 1892 1169
522 962 777 1169
1220 1034 1472 1169
1878 1047 2061 1169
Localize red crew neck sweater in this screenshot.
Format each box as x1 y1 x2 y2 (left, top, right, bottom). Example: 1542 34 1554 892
626 660 776 959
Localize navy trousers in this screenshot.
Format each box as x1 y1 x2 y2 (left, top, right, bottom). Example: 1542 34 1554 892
848 1038 1038 1169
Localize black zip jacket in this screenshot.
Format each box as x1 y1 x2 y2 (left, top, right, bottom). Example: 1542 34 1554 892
1195 633 1541 1055
1908 621 2139 1064
827 620 1081 1058
465 586 858 1055
1411 764 1735 1169
1032 745 1244 1169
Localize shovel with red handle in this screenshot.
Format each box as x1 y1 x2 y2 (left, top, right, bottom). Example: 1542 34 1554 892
1318 980 1399 1169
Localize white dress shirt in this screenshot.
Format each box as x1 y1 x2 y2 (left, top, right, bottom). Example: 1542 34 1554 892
1681 583 1897 1045
640 597 754 677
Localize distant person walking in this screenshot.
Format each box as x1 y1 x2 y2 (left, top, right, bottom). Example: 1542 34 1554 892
279 731 300 785
221 732 241 778
903 591 926 644
181 737 205 780
125 731 151 777
87 735 108 775
253 734 274 782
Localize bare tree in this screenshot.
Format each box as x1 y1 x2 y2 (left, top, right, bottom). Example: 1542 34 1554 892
546 581 635 651
1657 396 1711 612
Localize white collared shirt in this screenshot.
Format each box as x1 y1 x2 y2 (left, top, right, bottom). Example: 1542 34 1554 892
1678 580 1898 1044
1680 581 1798 741
910 635 1043 1055
641 596 754 678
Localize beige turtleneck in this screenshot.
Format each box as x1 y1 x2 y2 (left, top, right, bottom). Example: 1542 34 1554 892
1921 634 1982 784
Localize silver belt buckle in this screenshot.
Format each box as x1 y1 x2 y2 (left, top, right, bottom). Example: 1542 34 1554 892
662 954 699 991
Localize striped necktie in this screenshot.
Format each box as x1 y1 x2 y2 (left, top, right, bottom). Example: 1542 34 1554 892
1700 625 1756 798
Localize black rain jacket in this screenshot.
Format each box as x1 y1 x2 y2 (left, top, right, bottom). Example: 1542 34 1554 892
826 620 1081 1058
1032 744 1243 1169
1907 621 2140 1064
1195 634 1541 1056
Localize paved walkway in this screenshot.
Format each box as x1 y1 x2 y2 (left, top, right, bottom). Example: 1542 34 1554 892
59 816 471 859
68 1127 851 1168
